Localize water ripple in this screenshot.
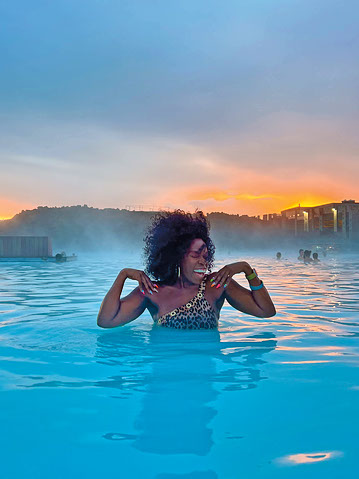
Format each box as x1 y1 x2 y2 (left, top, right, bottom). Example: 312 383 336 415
0 253 358 476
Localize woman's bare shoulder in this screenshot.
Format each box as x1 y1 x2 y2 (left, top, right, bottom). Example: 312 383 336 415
152 281 172 293
205 273 223 300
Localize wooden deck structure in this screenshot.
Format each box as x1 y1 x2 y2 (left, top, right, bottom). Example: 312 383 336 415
0 236 52 258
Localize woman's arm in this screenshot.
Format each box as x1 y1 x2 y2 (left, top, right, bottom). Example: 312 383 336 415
97 268 157 328
224 279 276 318
211 262 276 318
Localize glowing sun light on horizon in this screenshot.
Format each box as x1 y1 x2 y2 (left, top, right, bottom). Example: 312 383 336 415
186 188 341 215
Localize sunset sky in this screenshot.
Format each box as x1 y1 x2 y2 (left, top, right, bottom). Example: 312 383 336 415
1 0 358 219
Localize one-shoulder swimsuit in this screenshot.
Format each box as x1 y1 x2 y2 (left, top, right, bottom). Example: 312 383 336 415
155 276 219 329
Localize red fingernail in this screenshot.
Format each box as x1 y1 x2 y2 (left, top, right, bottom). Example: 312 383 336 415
216 284 221 289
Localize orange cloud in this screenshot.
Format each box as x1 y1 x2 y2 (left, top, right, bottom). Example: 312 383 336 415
150 148 353 215
177 185 344 215
189 191 281 202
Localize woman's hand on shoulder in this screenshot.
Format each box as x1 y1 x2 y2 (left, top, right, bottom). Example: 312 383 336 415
121 268 159 296
208 262 252 290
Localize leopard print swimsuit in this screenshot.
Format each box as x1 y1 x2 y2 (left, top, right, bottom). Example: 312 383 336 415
155 275 219 329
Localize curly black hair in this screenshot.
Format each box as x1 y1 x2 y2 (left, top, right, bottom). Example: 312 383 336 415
143 209 215 285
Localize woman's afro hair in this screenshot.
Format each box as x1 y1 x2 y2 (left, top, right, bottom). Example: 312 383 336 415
143 209 215 285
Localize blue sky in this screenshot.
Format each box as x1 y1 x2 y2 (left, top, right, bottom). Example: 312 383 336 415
1 0 359 217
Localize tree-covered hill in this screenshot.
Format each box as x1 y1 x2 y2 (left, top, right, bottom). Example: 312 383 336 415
0 205 280 253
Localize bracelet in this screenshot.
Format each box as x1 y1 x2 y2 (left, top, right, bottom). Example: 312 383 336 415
250 281 264 291
246 268 257 281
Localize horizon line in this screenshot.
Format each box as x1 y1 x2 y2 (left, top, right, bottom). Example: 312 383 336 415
1 199 355 221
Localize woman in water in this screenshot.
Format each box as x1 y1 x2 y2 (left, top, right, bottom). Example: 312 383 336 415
97 210 276 329
312 252 320 263
303 250 313 264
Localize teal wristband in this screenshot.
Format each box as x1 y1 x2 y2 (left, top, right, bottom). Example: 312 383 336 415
250 281 264 291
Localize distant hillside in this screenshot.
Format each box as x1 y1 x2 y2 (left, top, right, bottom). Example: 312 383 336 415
0 205 281 253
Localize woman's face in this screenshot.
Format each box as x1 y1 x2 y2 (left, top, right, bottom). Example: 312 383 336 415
180 238 209 284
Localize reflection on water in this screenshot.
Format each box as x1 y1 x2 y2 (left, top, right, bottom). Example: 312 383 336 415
0 254 359 478
276 450 343 465
96 328 276 455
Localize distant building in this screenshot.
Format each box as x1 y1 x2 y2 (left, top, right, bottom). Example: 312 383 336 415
0 236 52 258
262 212 282 226
280 200 359 239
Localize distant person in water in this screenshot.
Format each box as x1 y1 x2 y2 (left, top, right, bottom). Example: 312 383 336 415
276 252 282 260
97 210 276 330
312 253 320 264
298 249 304 261
303 250 313 264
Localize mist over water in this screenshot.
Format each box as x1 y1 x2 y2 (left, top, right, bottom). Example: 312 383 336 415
0 249 358 477
4 205 354 258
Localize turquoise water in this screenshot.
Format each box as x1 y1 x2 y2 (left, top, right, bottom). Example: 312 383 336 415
1 253 358 478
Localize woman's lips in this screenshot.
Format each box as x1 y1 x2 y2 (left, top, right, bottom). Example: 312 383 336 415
194 271 205 277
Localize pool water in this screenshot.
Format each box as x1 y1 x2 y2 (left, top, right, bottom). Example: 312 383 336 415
1 253 358 478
